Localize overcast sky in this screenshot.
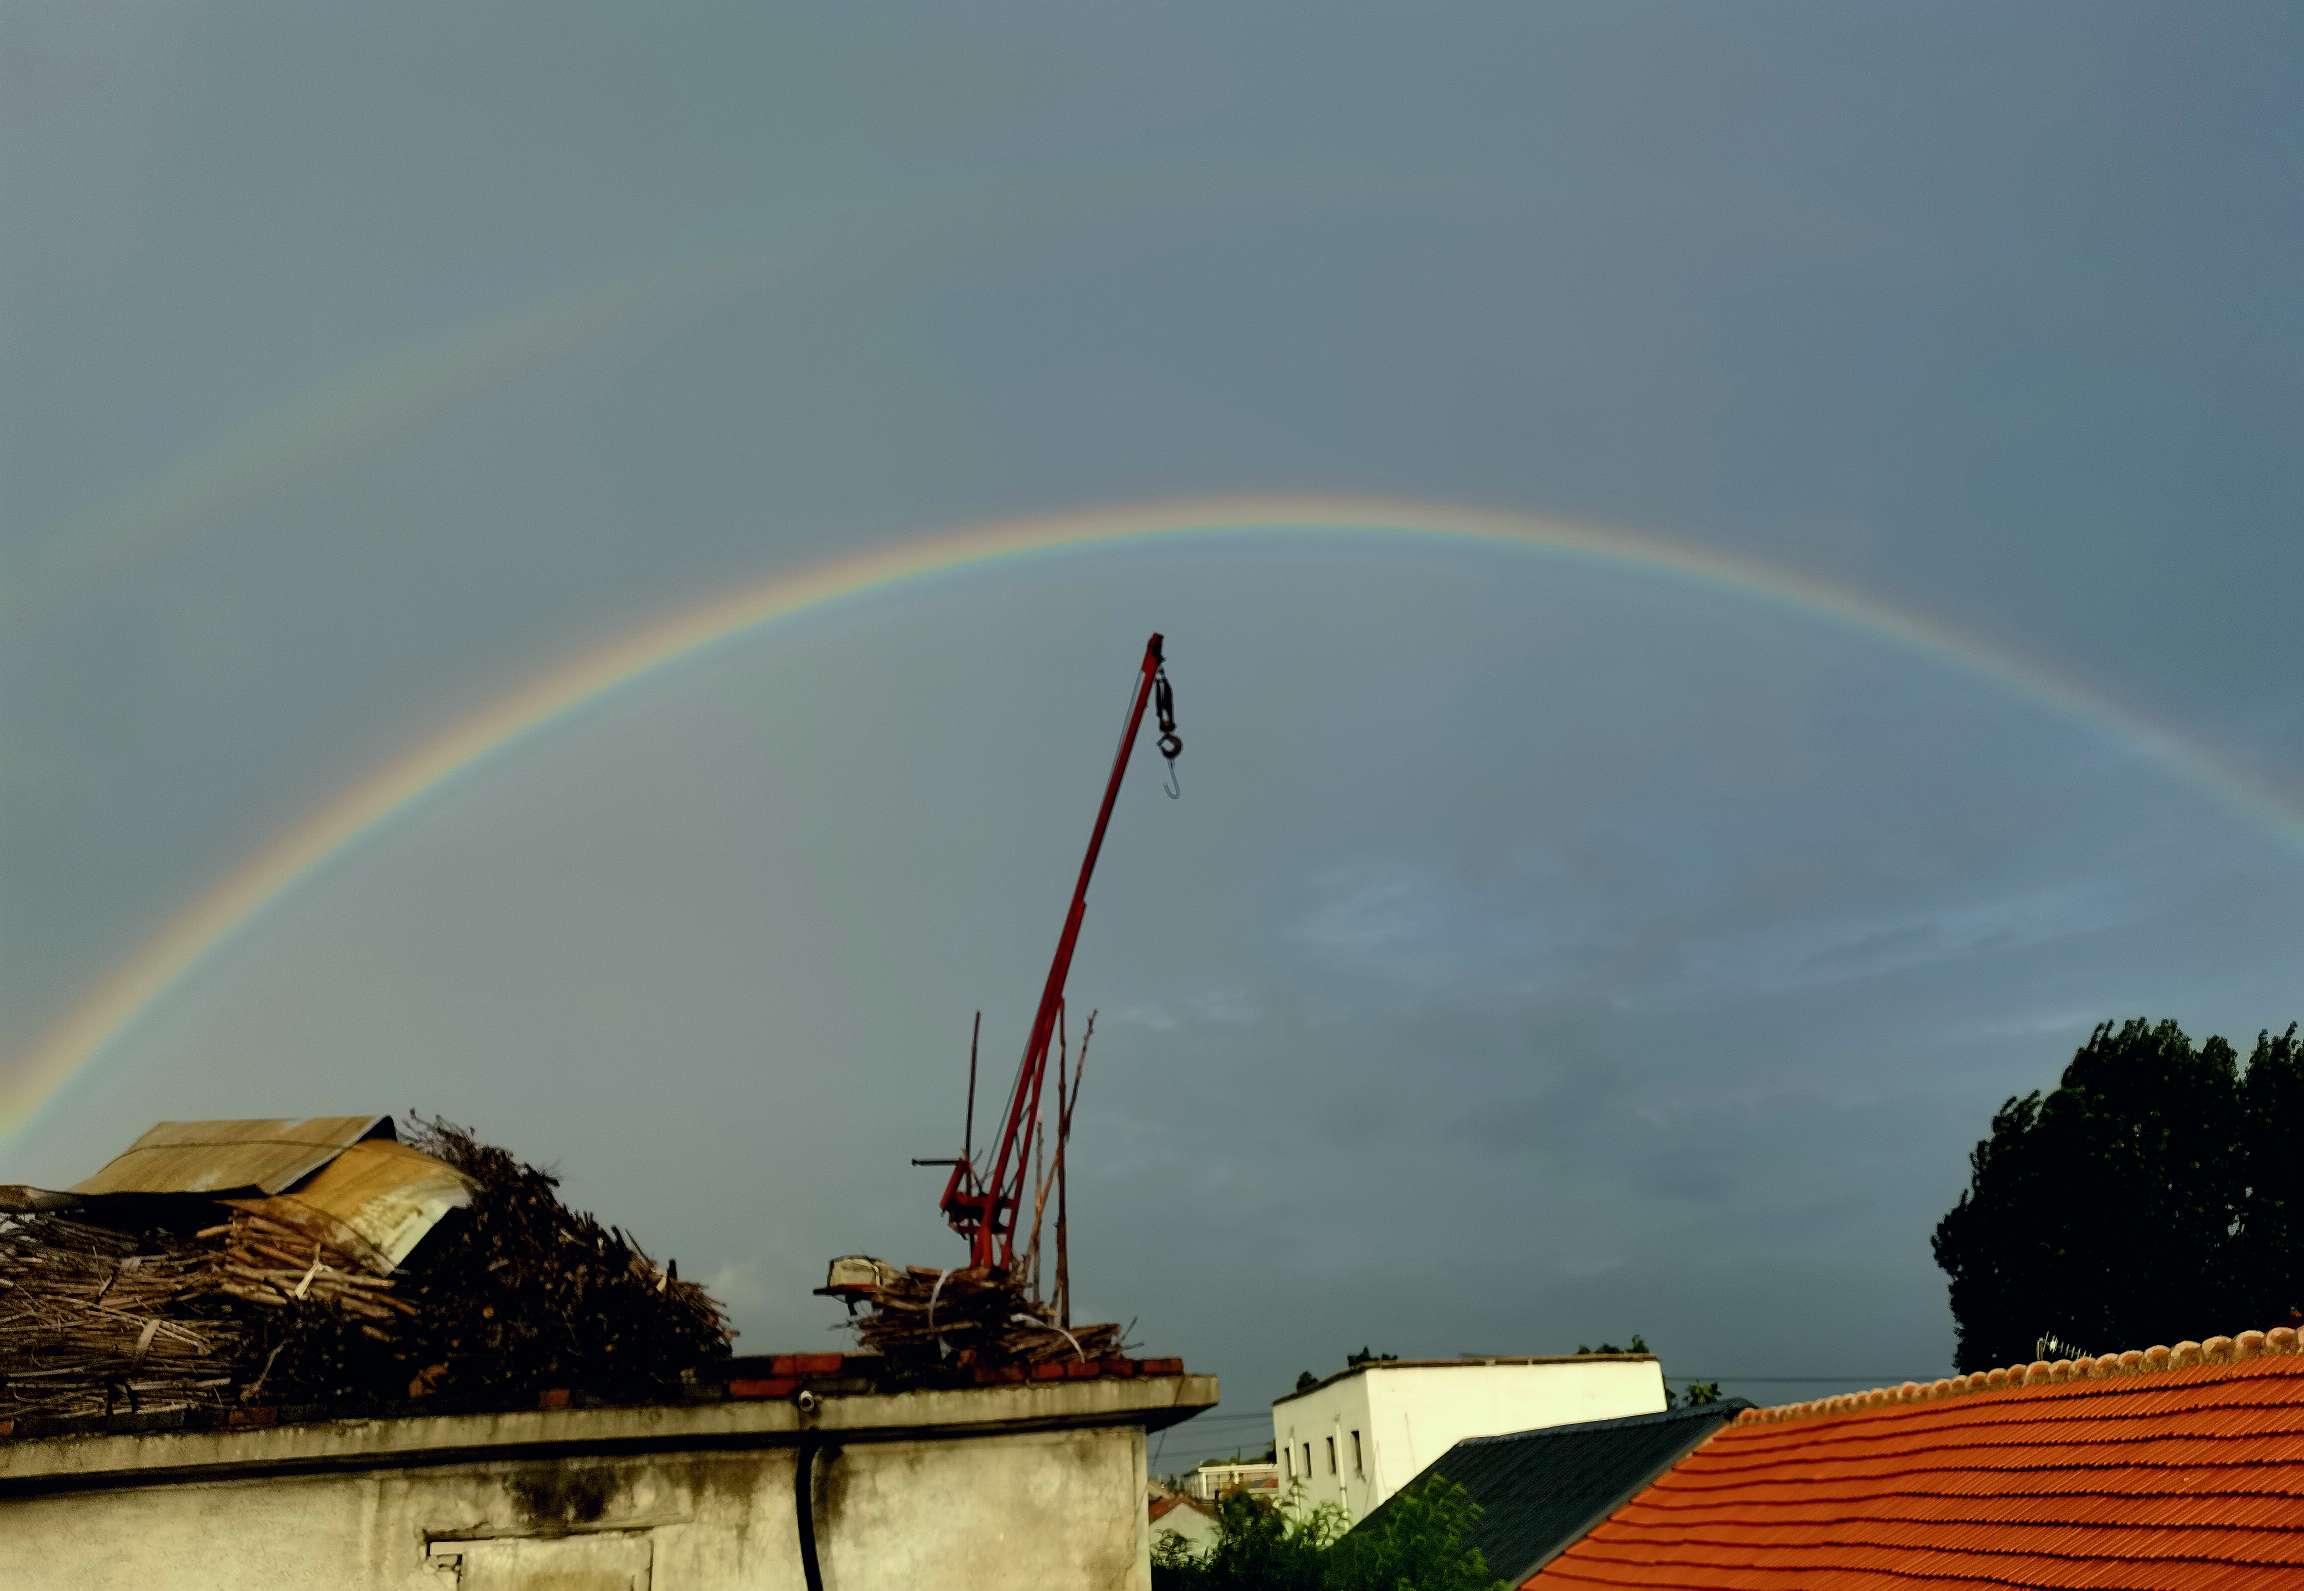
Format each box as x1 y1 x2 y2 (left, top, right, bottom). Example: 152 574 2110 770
5 3 2300 1456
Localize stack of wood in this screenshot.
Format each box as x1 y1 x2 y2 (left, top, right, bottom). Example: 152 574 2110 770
0 1120 733 1426
850 1263 1124 1369
210 1211 417 1332
388 1117 734 1400
0 1215 244 1420
840 1008 1131 1374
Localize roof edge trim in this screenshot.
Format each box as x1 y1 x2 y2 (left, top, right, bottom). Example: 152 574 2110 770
1738 1325 2304 1426
1272 1354 1657 1407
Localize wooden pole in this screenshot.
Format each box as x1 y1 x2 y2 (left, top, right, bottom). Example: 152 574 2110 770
964 1010 981 1176
1056 1011 1094 1327
1056 1006 1071 1326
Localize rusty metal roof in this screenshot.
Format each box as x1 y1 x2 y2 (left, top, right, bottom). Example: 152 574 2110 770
68 1116 394 1197
225 1138 473 1273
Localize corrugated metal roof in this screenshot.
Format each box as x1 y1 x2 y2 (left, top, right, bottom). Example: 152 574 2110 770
1343 1402 1748 1585
68 1116 393 1197
0 1185 83 1213
224 1138 473 1273
1529 1329 2304 1590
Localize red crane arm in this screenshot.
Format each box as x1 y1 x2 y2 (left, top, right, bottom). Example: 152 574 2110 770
937 633 1169 1269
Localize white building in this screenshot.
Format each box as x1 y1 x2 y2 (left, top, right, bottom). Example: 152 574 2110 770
1149 1494 1225 1557
1185 1459 1281 1501
1271 1355 1666 1524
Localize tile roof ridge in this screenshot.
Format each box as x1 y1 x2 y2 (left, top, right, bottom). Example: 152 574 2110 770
1731 1326 2304 1426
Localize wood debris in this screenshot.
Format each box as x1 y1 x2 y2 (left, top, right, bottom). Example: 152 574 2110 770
849 1264 1123 1369
0 1117 731 1425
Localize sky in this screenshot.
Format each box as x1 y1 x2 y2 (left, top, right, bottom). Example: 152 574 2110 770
4 2 2300 1466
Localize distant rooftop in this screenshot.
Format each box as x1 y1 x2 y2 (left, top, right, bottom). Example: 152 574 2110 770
1346 1400 1751 1585
1274 1353 1656 1407
1533 1326 2304 1588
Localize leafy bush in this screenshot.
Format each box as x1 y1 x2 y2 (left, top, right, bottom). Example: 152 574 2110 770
1153 1478 1504 1591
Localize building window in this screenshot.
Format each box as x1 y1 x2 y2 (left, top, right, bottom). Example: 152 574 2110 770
1326 1436 1337 1474
1352 1430 1363 1473
1282 1447 1292 1480
1303 1443 1313 1478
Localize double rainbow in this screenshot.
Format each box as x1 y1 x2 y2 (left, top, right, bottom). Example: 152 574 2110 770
9 495 2297 1139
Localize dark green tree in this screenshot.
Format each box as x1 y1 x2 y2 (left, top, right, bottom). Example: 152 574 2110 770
1328 1477 1507 1591
2239 1024 2304 1322
1295 1369 1319 1392
1932 1018 2304 1372
1346 1345 1399 1366
1152 1478 1505 1591
1151 1486 1341 1591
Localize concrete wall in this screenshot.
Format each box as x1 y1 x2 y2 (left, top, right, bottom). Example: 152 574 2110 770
1275 1372 1375 1517
0 1375 1216 1591
1274 1358 1664 1523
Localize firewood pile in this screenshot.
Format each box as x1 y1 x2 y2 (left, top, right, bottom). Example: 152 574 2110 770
850 1263 1123 1369
387 1117 734 1399
0 1216 245 1419
0 1119 732 1426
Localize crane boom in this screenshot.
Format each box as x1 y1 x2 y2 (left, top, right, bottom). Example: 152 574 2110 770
934 633 1175 1270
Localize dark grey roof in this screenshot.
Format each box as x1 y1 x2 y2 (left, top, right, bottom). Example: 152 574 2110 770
1345 1400 1751 1584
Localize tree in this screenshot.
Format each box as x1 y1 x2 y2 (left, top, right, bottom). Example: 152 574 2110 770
1346 1345 1399 1366
1295 1370 1319 1392
1152 1485 1344 1591
1675 1380 1722 1407
1575 1335 1649 1355
1327 1477 1507 1591
1932 1018 2304 1372
1152 1478 1505 1591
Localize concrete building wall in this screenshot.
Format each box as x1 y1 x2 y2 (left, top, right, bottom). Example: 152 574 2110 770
1274 1357 1665 1524
1274 1373 1375 1517
0 1376 1216 1591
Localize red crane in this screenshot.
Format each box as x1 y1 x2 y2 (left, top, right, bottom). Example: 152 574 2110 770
921 634 1179 1272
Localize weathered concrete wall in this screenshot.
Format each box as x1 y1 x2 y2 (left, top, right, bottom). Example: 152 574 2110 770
0 1376 1215 1591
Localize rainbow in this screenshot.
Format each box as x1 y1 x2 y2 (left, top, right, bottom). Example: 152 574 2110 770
27 257 760 596
9 494 2299 1138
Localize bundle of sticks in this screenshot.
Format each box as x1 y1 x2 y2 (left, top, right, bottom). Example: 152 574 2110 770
843 1008 1131 1371
0 1121 733 1426
209 1211 417 1332
0 1215 244 1419
391 1117 735 1399
850 1263 1124 1368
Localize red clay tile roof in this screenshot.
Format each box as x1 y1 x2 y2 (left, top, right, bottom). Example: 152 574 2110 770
1150 1494 1219 1526
1529 1327 2304 1590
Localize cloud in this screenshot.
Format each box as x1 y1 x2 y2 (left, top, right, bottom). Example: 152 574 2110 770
1185 986 1262 1026
1111 985 1259 1032
699 1260 773 1322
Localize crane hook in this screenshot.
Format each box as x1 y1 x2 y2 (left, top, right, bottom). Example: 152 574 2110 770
1154 668 1181 798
